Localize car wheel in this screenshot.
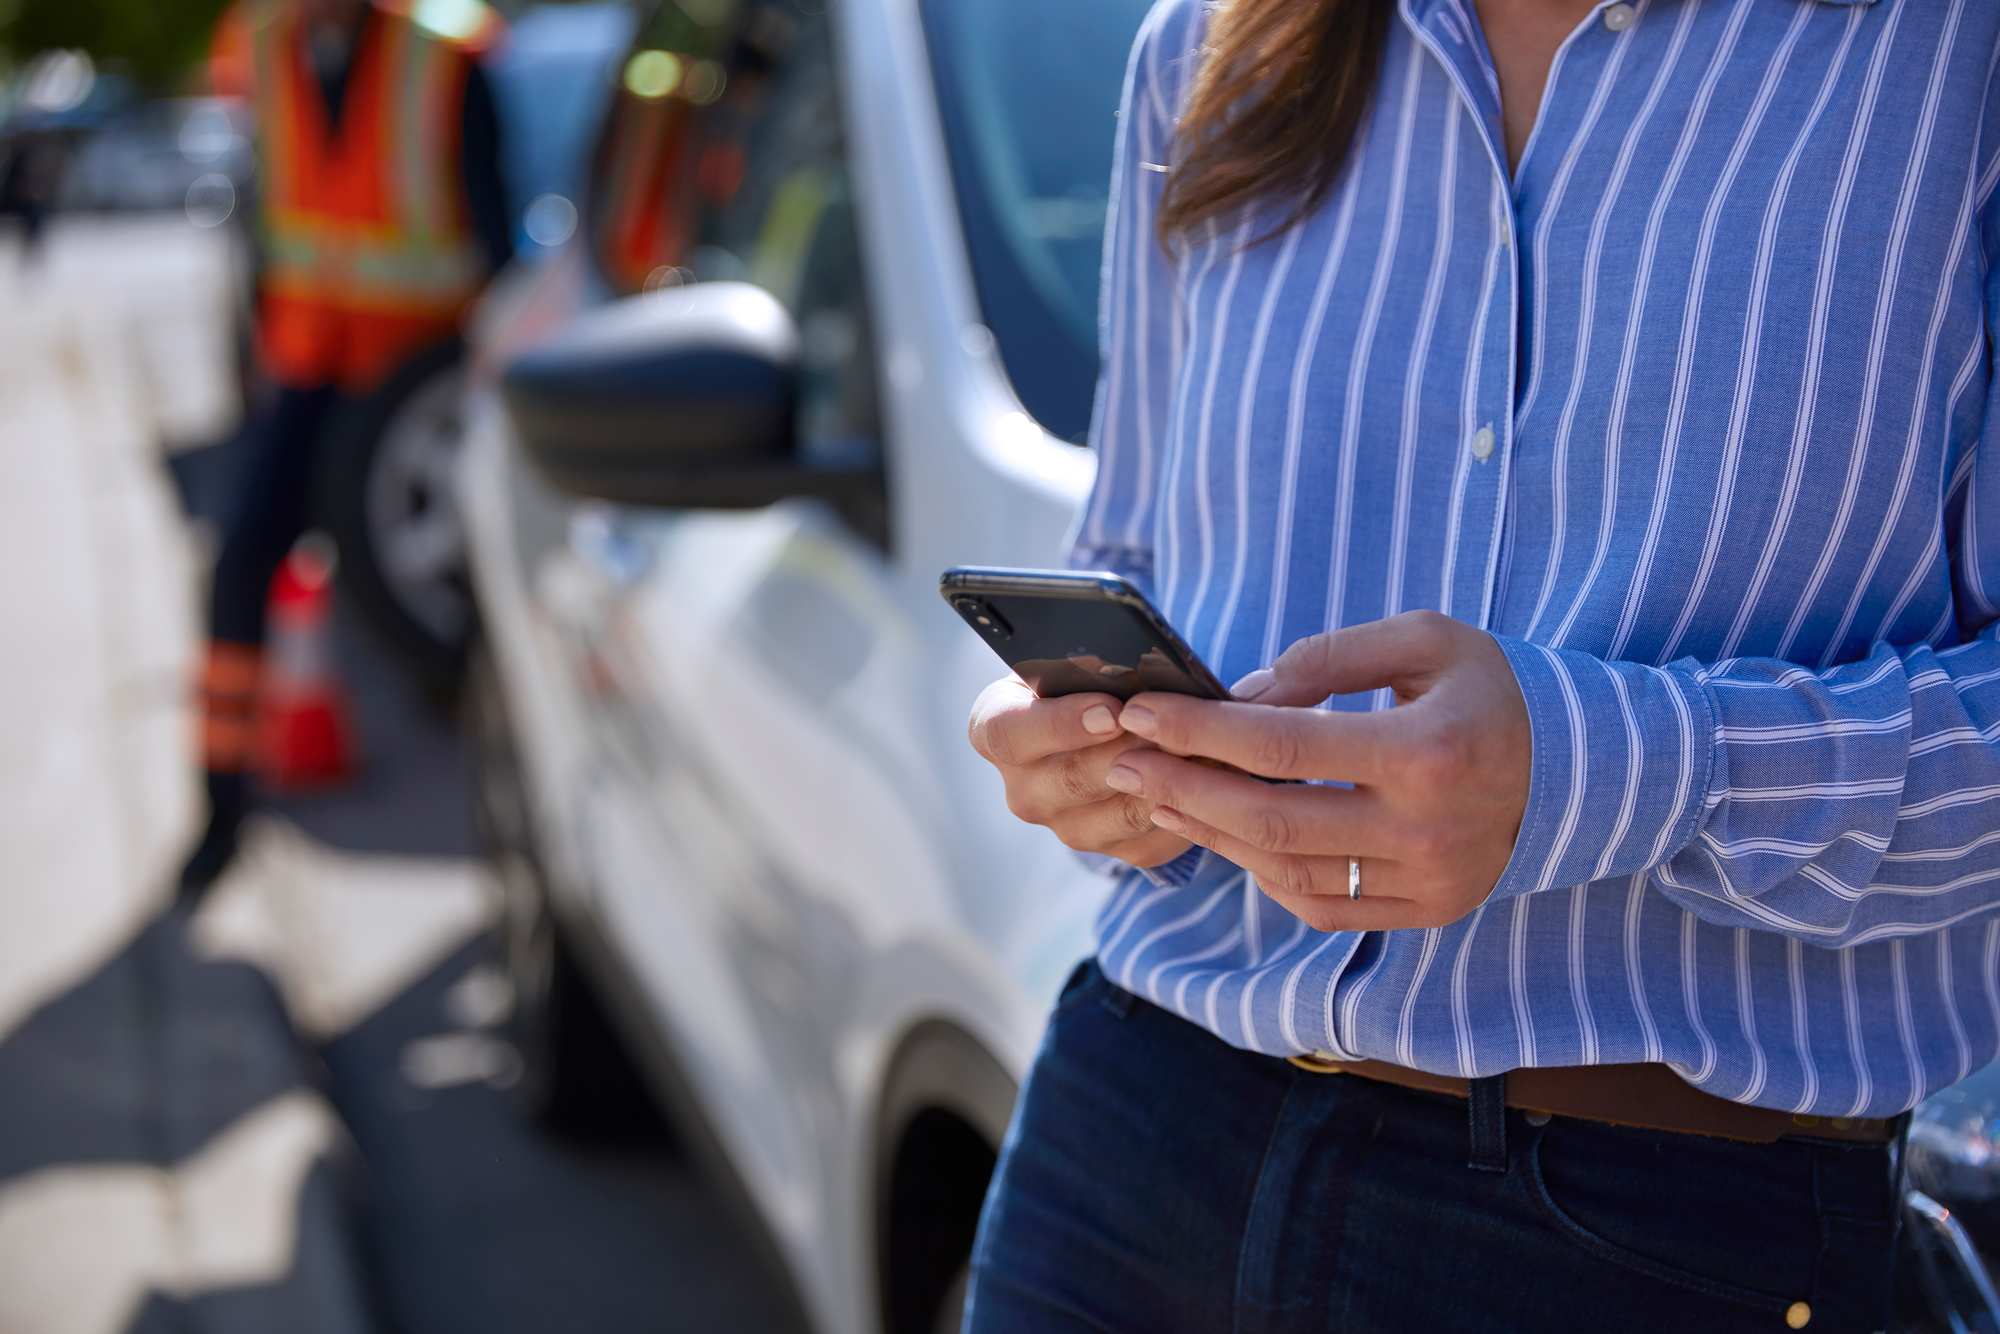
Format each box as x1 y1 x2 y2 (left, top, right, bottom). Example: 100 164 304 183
932 1262 970 1334
465 642 664 1141
877 1024 1015 1334
509 897 667 1141
321 340 475 700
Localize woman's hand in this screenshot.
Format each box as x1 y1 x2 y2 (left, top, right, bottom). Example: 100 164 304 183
968 676 1195 869
1102 611 1531 931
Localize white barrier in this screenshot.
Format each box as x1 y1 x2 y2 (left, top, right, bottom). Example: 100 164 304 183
0 215 242 1040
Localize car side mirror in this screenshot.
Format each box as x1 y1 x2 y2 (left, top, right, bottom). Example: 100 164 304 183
502 281 884 542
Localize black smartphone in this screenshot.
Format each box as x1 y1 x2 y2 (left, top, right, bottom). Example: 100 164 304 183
939 566 1234 702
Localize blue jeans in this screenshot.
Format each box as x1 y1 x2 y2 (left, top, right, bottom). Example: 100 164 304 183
966 961 1899 1334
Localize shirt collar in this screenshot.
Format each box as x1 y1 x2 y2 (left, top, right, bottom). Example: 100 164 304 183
1401 0 1877 42
1397 0 1880 177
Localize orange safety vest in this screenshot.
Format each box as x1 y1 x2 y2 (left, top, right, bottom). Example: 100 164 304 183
246 1 492 392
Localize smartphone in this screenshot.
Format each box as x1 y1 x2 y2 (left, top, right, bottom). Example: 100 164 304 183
939 566 1233 702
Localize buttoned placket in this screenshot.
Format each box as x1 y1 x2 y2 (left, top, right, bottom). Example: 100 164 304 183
1393 0 1526 629
1396 0 1649 632
1306 0 1642 1061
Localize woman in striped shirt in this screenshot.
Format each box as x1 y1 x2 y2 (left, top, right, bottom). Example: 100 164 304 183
965 0 2000 1328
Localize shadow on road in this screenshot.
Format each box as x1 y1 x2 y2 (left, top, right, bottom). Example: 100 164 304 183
294 576 803 1334
0 908 375 1334
327 938 802 1334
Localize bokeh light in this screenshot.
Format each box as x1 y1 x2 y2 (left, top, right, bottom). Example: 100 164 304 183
622 49 682 101
184 173 235 228
523 193 578 248
684 59 727 106
19 48 95 113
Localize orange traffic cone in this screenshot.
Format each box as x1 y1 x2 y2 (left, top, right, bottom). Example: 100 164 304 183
257 533 358 792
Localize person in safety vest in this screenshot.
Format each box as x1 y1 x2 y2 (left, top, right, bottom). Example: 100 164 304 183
182 0 512 893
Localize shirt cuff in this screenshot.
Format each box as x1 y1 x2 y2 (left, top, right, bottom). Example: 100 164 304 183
1486 634 1720 900
1070 845 1208 887
1138 845 1207 888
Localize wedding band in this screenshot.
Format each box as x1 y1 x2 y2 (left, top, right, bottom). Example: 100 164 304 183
1348 857 1362 900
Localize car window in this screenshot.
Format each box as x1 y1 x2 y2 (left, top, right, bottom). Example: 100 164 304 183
586 3 725 296
690 0 878 466
920 0 1154 445
589 0 879 468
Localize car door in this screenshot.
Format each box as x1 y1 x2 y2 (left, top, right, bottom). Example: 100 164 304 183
534 0 944 1303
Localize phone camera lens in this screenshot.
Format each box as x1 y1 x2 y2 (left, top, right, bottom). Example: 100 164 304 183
955 597 1012 640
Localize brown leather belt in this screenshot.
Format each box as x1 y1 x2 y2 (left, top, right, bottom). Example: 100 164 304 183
1286 1055 1896 1144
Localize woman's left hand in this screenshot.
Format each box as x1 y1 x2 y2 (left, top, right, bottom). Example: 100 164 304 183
1103 611 1532 932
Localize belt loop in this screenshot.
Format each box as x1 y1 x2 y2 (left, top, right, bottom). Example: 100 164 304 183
1468 1073 1507 1173
1889 1110 1912 1203
1100 983 1136 1021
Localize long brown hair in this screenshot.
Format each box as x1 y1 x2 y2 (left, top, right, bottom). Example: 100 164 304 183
1157 0 1394 248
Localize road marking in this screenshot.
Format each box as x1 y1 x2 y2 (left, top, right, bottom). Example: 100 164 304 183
190 816 498 1040
0 1091 344 1334
0 219 224 1045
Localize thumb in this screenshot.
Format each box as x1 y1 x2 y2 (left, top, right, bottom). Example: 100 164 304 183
1233 612 1462 707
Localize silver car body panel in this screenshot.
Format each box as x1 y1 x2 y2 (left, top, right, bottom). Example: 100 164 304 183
458 0 1109 1327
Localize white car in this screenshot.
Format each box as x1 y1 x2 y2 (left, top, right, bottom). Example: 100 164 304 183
456 0 1153 1330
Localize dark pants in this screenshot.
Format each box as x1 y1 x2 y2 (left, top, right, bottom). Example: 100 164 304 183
966 960 1900 1334
209 384 339 645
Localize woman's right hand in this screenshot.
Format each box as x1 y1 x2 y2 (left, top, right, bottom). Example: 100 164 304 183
967 676 1195 869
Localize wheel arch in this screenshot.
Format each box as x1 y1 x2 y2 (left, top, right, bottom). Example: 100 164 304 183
874 1018 1018 1334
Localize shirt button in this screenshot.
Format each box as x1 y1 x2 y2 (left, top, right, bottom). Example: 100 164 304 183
1471 426 1495 460
1784 1301 1811 1329
1603 2 1635 30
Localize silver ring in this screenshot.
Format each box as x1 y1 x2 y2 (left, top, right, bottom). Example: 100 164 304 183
1348 857 1362 900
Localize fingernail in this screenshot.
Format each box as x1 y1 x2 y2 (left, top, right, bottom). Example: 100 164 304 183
1105 764 1141 793
1232 668 1276 700
1082 704 1117 735
1151 807 1185 834
1120 703 1157 737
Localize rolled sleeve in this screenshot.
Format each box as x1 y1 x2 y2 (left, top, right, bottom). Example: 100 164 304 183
1488 636 1718 902
1071 837 1208 888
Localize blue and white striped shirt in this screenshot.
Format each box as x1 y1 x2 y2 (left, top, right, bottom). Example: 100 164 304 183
1071 0 2000 1117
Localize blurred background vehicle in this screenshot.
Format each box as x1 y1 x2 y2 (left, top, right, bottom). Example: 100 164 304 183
58 95 254 214
1903 1064 2000 1331
1 53 254 264
57 95 254 215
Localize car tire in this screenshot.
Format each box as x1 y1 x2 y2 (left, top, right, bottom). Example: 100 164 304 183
510 901 668 1142
465 642 665 1141
877 1023 1016 1334
932 1262 970 1334
321 340 476 702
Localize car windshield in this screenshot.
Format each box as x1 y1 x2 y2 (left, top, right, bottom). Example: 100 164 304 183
920 0 1155 444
